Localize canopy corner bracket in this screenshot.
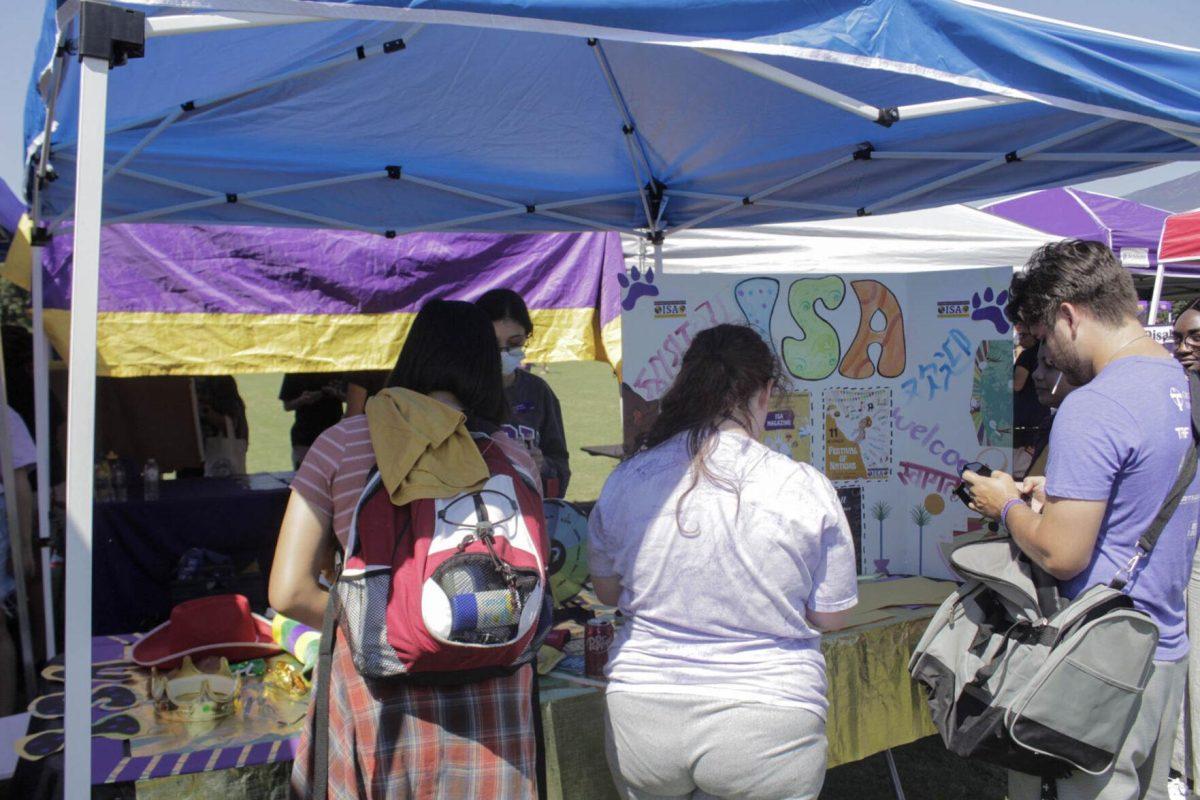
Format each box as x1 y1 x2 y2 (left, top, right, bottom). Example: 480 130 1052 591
78 1 145 68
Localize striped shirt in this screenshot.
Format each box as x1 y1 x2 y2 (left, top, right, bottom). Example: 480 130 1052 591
291 412 539 548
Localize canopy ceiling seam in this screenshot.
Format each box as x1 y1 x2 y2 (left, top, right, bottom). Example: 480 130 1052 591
588 38 660 232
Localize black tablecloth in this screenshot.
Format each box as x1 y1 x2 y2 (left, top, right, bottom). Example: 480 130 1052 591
92 473 292 635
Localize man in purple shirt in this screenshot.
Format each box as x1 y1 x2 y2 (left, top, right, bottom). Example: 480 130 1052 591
967 240 1199 800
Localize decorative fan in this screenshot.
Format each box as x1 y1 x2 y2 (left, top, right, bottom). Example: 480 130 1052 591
543 500 590 604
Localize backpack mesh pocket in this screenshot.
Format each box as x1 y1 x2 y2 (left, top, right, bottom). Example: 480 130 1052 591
432 554 539 645
334 569 410 679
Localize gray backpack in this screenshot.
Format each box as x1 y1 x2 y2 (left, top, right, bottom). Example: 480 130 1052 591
909 378 1199 781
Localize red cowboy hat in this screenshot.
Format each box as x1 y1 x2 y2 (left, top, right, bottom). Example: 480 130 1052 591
132 594 282 670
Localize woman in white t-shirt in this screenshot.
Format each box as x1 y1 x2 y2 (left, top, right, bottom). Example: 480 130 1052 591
589 324 858 800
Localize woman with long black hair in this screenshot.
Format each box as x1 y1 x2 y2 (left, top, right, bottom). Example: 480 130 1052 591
271 299 542 799
589 324 857 800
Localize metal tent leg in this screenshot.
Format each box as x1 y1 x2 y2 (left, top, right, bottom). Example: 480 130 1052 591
885 749 907 800
63 50 110 800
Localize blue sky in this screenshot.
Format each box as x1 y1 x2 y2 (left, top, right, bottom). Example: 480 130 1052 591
1 1 1198 201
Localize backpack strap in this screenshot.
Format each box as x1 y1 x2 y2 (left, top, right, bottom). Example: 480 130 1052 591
310 562 340 799
1110 370 1200 591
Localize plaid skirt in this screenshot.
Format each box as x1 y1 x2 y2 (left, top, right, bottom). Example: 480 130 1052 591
290 629 537 800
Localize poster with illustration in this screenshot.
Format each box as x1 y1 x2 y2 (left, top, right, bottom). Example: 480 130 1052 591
620 265 1014 579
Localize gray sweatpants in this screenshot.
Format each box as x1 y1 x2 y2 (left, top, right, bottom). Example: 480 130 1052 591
1009 657 1188 800
603 690 827 800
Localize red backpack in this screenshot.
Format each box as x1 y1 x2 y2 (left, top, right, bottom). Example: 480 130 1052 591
331 433 548 682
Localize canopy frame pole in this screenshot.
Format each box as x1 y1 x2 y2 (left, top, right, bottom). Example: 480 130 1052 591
29 41 67 662
696 48 883 123
145 11 328 37
102 106 184 183
871 151 1198 163
895 95 1028 120
867 118 1117 214
64 51 110 799
535 209 636 233
667 154 854 235
1148 259 1167 326
589 39 659 231
238 199 385 234
667 189 854 215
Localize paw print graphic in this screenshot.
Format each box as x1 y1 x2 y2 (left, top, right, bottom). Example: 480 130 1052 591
617 266 660 311
970 287 1011 334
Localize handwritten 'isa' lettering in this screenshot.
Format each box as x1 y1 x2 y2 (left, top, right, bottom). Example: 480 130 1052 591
777 277 907 382
891 406 969 473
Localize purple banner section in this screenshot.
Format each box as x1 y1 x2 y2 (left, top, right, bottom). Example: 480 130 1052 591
42 225 625 325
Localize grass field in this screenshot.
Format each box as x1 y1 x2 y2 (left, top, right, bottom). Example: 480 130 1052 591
235 366 1007 799
238 361 622 501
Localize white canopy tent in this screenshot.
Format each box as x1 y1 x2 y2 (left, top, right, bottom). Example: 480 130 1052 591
622 204 1053 274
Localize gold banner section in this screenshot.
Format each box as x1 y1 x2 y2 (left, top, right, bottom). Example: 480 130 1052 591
40 307 615 378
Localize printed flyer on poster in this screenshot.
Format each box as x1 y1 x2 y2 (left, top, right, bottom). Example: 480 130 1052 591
620 266 1014 579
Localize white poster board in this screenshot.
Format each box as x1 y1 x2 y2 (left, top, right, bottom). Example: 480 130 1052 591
620 266 1015 579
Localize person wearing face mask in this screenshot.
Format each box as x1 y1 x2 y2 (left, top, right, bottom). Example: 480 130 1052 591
475 289 571 498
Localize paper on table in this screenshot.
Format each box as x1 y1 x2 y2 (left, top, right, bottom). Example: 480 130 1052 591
855 576 955 613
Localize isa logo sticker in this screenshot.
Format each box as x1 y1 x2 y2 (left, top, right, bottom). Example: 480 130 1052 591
765 409 795 431
653 300 687 319
937 300 970 319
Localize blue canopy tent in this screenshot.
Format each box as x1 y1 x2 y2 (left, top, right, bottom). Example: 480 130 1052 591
22 0 1200 790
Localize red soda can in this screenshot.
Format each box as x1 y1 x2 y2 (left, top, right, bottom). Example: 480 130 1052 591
584 618 614 678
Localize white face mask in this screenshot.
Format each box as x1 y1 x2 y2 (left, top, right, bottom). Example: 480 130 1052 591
500 348 525 375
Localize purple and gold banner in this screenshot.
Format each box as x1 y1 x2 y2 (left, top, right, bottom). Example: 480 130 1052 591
3 220 624 376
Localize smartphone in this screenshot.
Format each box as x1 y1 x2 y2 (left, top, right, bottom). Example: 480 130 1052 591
953 462 992 506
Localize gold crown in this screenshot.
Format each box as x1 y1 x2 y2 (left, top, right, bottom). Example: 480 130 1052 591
149 657 243 723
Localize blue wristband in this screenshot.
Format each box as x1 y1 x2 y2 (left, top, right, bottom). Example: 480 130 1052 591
1000 497 1023 529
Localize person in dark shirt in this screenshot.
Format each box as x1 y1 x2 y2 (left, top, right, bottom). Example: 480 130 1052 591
1012 334 1050 449
278 373 345 468
475 289 570 497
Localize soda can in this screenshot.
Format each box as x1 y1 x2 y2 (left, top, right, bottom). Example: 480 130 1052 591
584 617 614 678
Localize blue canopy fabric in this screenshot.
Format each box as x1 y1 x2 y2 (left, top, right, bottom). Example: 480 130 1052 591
26 0 1200 237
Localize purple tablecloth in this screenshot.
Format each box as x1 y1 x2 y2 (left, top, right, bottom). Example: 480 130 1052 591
92 474 291 635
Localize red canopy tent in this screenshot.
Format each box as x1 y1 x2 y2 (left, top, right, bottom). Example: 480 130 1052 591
1161 210 1200 266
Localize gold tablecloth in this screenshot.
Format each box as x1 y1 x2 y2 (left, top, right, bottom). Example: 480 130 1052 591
540 602 943 800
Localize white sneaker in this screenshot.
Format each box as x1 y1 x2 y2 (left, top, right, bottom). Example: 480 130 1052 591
1168 776 1188 800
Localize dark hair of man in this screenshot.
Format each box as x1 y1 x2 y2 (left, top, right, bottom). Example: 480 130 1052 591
386 299 508 425
475 288 534 336
1005 240 1138 332
640 324 786 531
